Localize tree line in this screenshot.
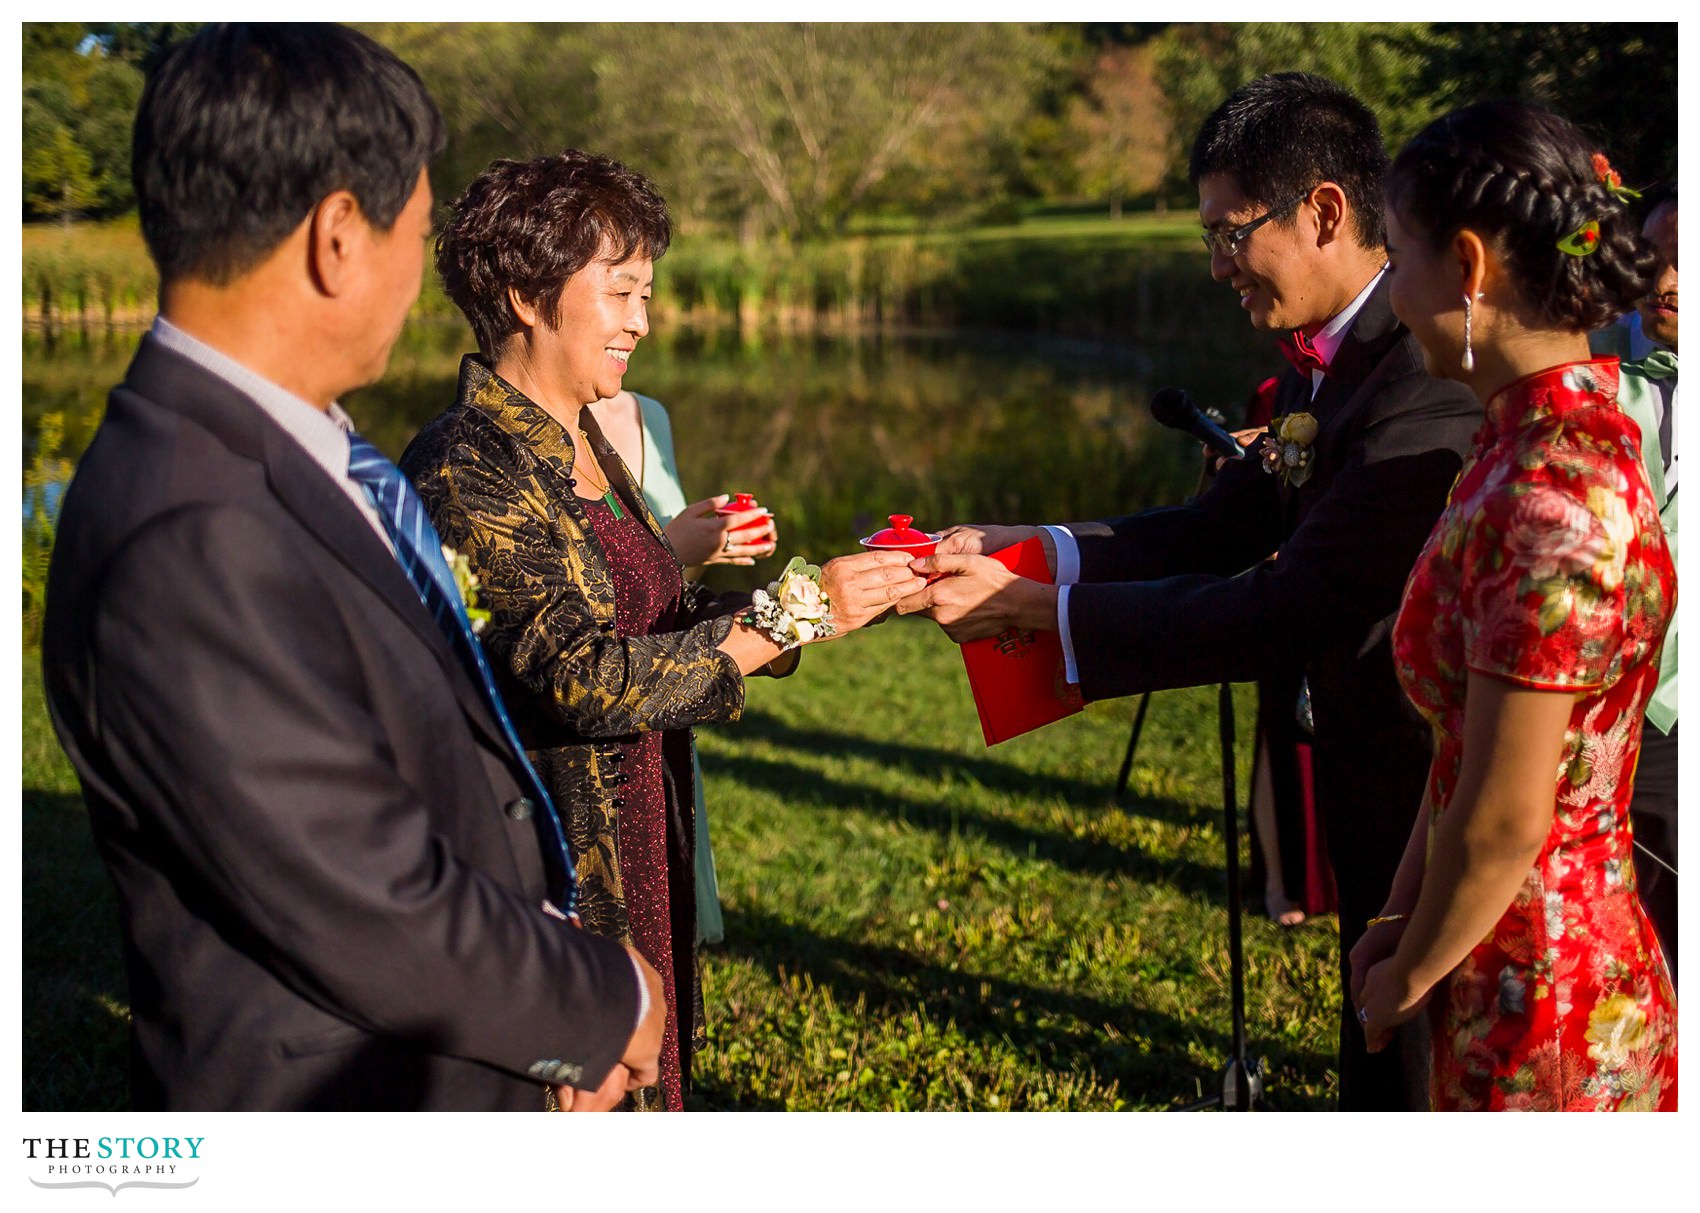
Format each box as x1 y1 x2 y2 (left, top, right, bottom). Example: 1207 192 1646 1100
23 22 1676 241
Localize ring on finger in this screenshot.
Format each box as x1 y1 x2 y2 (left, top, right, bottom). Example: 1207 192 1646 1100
1356 1006 1369 1024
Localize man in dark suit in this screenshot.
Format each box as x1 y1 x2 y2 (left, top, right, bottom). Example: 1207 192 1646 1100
41 23 663 1111
900 73 1481 1110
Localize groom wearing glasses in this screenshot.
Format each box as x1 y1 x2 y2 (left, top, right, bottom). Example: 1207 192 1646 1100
903 73 1481 1110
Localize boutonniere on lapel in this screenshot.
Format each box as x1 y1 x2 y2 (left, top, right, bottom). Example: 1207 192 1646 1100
1261 411 1319 487
442 545 492 635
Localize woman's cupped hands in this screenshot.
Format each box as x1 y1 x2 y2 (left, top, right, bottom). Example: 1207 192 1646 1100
665 495 778 567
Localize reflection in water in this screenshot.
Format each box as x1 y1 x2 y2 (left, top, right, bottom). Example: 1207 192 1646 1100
23 314 1275 558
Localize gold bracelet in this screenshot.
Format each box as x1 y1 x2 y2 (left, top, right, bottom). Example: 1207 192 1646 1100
1366 913 1410 928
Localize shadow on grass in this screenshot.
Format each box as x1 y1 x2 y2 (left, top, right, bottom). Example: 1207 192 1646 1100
23 783 1330 1111
712 904 1332 1111
727 706 1206 828
23 788 129 1112
685 1073 789 1112
700 746 1223 898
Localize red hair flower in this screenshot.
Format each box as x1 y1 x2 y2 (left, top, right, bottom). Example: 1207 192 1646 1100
1592 153 1621 191
1591 152 1641 203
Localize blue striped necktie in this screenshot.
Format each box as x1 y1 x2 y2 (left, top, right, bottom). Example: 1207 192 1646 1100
346 432 578 914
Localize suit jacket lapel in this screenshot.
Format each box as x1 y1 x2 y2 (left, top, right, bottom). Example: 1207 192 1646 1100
259 435 511 754
1293 277 1407 464
1313 276 1402 421
1267 276 1405 519
125 339 512 755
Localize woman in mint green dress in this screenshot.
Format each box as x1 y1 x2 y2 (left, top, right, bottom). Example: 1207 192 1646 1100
587 389 777 943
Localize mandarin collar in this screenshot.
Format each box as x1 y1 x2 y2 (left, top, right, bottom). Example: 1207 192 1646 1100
1481 357 1621 442
448 352 668 548
453 353 579 476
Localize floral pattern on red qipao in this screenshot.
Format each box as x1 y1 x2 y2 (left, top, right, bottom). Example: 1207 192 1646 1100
1392 358 1677 1111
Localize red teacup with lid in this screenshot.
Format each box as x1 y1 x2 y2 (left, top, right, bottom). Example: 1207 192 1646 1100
715 492 759 515
858 514 941 559
715 492 773 535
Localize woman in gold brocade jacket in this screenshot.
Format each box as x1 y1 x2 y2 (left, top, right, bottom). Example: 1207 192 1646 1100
401 149 922 1111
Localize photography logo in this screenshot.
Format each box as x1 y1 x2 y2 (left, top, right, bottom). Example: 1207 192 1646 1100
22 1137 203 1196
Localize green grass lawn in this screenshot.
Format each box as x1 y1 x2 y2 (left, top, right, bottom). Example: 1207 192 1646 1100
21 658 131 1110
21 618 1343 1111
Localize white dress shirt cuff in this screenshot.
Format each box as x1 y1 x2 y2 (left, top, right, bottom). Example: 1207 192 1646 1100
1057 584 1079 685
1043 525 1080 585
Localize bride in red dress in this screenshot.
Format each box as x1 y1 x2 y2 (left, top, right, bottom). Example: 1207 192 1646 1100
1351 101 1677 1110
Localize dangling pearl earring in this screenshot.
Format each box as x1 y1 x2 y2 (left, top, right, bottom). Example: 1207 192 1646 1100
1461 291 1475 373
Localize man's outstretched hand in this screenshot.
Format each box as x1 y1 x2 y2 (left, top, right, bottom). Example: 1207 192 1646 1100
895 553 1060 643
933 524 1056 578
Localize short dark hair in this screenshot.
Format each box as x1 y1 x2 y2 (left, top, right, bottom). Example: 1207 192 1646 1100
1388 101 1656 333
133 23 445 285
1190 72 1389 248
435 149 672 359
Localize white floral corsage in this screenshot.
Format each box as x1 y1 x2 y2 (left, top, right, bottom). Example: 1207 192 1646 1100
443 544 492 635
743 556 835 649
1260 411 1319 487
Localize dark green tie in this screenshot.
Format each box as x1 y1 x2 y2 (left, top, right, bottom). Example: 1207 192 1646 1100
1627 348 1678 487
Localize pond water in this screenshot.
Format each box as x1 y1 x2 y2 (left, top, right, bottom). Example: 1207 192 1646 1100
23 299 1278 562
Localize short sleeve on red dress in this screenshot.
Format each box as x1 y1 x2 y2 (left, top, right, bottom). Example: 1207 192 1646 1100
1460 476 1630 692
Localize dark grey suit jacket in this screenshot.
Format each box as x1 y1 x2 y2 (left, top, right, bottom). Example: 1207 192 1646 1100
42 336 640 1110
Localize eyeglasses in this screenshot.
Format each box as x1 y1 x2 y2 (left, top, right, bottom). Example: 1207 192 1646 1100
1200 191 1312 258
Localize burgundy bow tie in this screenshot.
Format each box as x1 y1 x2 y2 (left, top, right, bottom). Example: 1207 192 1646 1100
1277 330 1329 377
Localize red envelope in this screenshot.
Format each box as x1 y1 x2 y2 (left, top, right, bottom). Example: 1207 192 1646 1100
959 536 1085 746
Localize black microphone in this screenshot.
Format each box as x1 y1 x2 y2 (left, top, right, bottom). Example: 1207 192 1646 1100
1149 386 1247 460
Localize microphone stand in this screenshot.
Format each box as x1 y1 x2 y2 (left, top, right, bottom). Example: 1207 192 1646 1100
1113 683 1266 1106
1173 683 1266 1110
1124 393 1266 1107
1113 691 1152 798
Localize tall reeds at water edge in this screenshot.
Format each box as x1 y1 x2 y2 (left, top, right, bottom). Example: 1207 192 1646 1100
23 223 158 331
24 217 1212 343
25 214 1262 613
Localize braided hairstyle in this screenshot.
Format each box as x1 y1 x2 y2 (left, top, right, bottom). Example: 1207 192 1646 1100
1388 101 1655 332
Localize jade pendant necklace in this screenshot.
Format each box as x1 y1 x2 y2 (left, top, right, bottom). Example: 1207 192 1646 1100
575 428 625 520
